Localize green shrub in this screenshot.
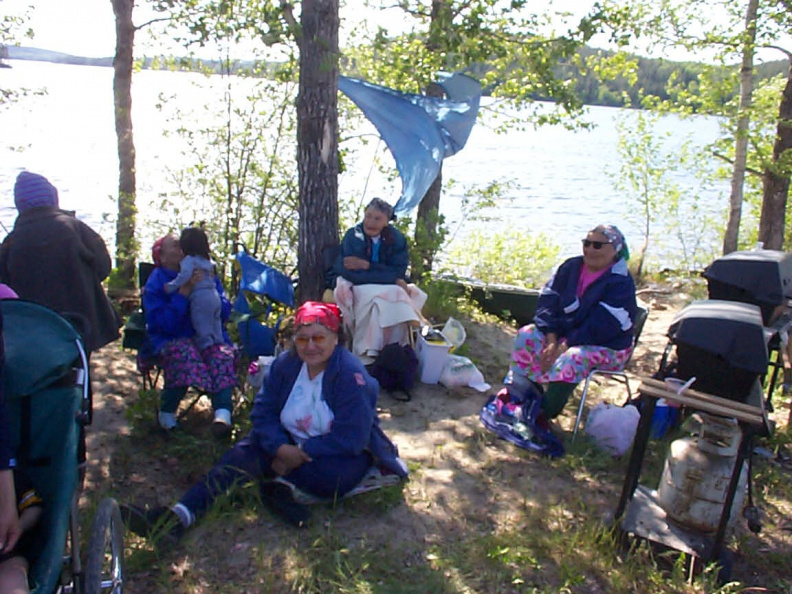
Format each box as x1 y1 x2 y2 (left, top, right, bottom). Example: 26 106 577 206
445 229 560 288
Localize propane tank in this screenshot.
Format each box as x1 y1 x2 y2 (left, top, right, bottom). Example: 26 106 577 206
656 412 747 533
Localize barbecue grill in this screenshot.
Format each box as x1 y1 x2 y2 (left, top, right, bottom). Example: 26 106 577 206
663 300 768 403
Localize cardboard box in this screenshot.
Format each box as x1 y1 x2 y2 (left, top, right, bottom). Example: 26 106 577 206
416 333 452 384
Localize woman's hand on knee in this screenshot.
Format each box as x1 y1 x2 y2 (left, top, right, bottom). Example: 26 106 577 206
539 339 567 374
272 444 312 475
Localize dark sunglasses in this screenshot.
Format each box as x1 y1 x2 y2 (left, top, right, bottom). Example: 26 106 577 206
581 239 612 249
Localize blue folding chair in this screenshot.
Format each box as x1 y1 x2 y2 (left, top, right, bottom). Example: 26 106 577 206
232 249 295 358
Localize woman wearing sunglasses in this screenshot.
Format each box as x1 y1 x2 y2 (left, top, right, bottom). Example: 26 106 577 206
122 301 408 536
507 224 638 424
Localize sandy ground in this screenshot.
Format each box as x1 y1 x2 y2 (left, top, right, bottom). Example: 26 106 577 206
81 288 792 590
82 290 684 490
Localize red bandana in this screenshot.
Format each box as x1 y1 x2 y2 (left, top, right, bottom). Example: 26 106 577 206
295 301 341 332
151 235 168 267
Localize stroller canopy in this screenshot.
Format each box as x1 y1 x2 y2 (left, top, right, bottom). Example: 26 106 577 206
703 249 792 309
668 300 768 375
2 299 84 398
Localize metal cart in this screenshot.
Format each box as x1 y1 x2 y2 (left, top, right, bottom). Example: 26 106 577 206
614 378 770 573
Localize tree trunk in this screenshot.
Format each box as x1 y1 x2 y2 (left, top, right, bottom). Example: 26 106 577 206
414 164 442 279
723 0 757 254
414 0 447 280
296 0 340 302
758 61 792 250
111 0 137 290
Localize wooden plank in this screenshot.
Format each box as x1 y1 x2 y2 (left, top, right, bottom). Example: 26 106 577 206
640 378 763 414
639 384 762 422
638 379 764 426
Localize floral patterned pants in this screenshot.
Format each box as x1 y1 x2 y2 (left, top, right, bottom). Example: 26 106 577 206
159 338 237 393
509 324 632 385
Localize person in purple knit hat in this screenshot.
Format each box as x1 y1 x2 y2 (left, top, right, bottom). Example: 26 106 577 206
0 171 121 354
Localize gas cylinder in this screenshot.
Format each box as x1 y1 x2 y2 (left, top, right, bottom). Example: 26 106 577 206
656 413 747 533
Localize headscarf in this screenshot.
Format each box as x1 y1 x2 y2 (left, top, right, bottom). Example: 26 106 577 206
151 235 169 267
295 301 342 333
590 224 630 262
14 171 59 213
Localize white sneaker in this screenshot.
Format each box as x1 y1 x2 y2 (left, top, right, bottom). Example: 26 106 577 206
158 411 177 430
211 408 232 438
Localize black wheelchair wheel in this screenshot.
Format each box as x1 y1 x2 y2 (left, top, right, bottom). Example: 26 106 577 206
84 498 125 594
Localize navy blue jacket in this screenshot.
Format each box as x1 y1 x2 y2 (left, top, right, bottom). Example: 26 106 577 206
143 266 231 354
250 346 408 478
331 223 409 286
533 256 637 351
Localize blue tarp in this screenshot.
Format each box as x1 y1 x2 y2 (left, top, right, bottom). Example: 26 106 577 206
339 73 482 216
235 250 295 307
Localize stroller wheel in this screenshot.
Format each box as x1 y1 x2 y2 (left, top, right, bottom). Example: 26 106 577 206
84 498 125 594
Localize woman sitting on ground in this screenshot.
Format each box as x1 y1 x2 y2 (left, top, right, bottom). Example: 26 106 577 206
508 224 638 422
144 234 236 437
331 198 425 362
122 301 408 536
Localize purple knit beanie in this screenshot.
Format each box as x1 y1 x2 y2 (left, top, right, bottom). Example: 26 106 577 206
14 171 59 213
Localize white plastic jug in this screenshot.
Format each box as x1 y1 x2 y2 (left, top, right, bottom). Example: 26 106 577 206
656 413 747 533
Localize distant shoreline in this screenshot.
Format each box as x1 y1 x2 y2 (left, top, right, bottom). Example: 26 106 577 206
4 46 262 74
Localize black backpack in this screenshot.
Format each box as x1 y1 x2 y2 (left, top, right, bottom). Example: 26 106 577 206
368 342 419 401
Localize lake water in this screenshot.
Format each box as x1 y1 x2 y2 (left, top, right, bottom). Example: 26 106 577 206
0 60 729 272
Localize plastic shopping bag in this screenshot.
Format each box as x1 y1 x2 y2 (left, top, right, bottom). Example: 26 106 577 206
585 403 640 456
438 355 491 392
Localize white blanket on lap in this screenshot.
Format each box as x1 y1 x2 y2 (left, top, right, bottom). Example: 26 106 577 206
334 278 426 362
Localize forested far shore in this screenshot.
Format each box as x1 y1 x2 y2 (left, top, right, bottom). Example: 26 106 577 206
4 44 788 110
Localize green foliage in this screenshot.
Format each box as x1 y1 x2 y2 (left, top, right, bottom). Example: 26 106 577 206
106 267 127 291
151 0 296 51
345 0 603 136
406 208 448 283
419 277 473 322
445 229 559 289
146 64 300 283
1 8 35 106
612 110 723 276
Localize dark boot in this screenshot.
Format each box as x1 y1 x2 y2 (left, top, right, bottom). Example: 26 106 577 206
120 504 185 546
260 482 311 528
542 382 578 419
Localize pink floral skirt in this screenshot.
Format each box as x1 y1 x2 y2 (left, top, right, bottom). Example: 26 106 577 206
159 338 237 393
510 324 632 385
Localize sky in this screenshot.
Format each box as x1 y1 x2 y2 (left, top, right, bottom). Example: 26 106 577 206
3 0 601 59
3 0 394 58
3 0 788 64
4 0 118 57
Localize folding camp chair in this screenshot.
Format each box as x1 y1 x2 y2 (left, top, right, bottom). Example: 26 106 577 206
231 248 295 359
571 305 650 441
121 262 160 390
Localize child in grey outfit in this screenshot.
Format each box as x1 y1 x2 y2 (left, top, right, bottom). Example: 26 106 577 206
165 227 224 351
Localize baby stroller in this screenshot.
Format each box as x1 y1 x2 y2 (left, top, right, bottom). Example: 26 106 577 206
2 300 123 593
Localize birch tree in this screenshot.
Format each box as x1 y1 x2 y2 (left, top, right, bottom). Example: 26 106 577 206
601 0 792 251
723 0 758 253
110 0 137 290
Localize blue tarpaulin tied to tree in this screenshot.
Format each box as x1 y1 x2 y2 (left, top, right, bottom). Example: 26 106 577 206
338 73 482 216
